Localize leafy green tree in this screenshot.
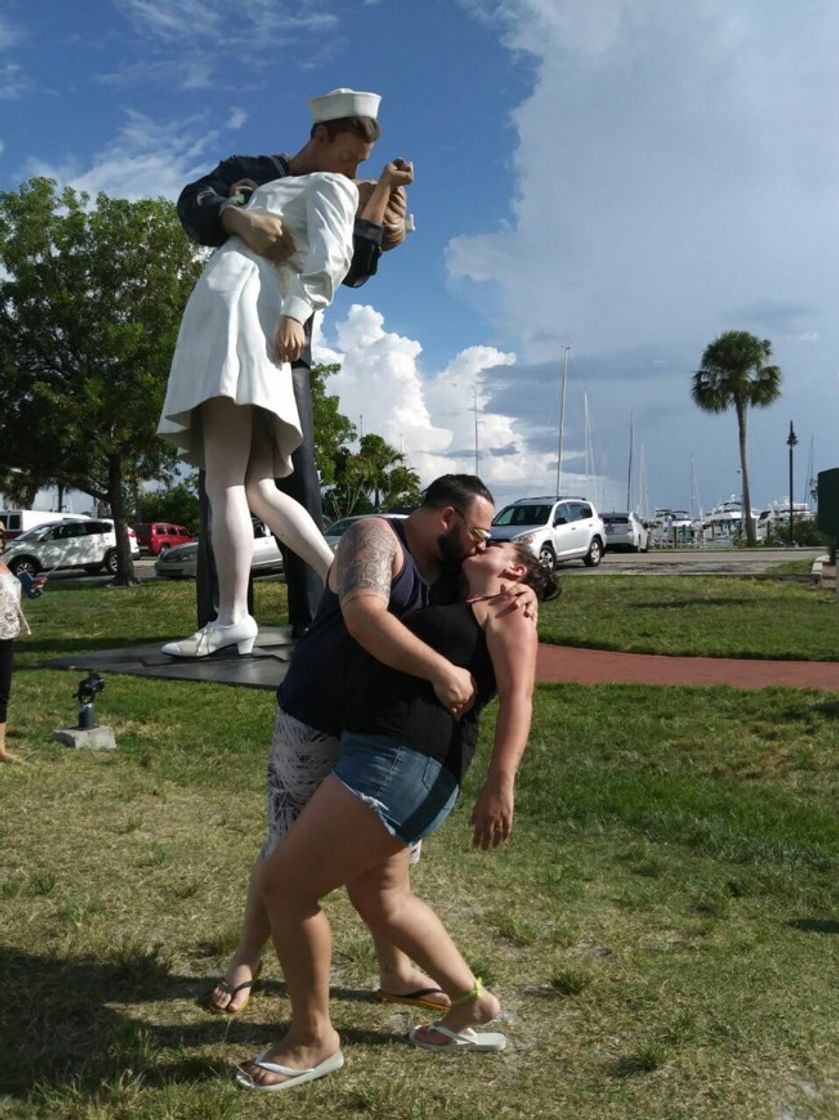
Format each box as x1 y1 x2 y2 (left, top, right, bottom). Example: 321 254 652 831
322 437 421 519
322 448 374 521
691 331 782 546
310 363 357 487
0 178 203 583
139 478 200 531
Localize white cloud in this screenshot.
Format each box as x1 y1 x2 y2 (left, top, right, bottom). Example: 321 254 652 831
19 109 244 201
116 0 223 41
0 60 28 100
0 13 24 51
109 0 339 90
451 0 839 508
227 107 248 131
313 303 579 502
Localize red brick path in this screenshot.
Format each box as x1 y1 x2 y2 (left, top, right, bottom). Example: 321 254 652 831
536 644 839 690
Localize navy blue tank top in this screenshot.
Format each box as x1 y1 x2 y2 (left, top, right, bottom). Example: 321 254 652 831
342 602 496 783
278 519 435 735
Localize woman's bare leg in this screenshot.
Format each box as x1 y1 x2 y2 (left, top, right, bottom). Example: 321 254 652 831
349 853 450 1009
201 397 256 627
244 430 334 582
242 776 495 1087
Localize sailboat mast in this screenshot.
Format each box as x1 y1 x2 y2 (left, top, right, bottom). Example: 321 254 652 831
625 412 634 509
555 346 570 495
804 435 814 505
639 444 648 518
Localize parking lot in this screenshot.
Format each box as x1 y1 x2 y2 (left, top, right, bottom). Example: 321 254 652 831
40 546 824 588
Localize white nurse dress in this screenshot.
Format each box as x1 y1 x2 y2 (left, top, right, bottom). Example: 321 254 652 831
158 172 358 477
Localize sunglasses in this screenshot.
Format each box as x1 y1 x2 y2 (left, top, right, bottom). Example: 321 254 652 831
453 507 493 543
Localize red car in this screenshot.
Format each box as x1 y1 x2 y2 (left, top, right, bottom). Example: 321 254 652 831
133 522 195 555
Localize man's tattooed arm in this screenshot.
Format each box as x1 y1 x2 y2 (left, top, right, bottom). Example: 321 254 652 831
335 517 478 717
336 518 400 606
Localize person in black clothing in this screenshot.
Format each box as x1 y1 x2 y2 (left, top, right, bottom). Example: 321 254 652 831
175 87 410 638
235 541 556 1093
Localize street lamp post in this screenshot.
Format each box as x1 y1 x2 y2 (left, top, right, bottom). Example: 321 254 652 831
786 421 798 546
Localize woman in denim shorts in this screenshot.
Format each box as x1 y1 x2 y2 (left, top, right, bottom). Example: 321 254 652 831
235 541 557 1093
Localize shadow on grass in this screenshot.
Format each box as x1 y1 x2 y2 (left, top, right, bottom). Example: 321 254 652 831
0 949 399 1100
788 918 839 935
22 637 173 656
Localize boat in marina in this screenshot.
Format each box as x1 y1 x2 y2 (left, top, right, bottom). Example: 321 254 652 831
756 499 812 539
702 497 755 541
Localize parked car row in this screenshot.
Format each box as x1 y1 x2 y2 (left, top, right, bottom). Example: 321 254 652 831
155 518 284 579
1 518 140 576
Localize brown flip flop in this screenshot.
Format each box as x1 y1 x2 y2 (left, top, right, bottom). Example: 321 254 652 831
375 986 450 1011
208 962 262 1015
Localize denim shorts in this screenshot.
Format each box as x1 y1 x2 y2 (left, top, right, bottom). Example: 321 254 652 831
333 732 460 847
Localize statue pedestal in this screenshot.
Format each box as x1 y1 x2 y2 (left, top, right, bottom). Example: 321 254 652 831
52 726 117 750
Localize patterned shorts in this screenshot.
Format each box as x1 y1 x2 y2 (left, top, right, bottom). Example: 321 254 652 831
260 706 422 864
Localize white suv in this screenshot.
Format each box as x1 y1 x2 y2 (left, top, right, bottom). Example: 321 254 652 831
2 518 140 577
490 496 606 569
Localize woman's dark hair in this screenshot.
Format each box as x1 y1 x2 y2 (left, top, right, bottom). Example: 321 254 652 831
511 541 560 602
311 116 381 142
422 474 494 511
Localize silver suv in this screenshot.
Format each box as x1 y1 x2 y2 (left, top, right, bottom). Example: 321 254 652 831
490 496 606 569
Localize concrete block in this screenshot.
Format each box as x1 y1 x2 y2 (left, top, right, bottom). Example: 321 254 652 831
52 726 117 750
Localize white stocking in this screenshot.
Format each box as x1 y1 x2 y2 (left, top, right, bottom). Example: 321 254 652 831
201 397 256 627
245 423 334 583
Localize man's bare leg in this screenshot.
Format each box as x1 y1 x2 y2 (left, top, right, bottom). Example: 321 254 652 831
209 861 269 1013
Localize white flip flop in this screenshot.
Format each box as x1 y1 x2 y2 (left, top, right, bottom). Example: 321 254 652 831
408 1023 507 1052
234 1047 344 1092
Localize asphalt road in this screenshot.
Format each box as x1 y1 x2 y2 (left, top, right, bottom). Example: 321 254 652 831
570 546 824 576
42 547 824 587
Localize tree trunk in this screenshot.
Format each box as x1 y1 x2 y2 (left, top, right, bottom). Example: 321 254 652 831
735 398 756 547
107 453 138 586
56 482 65 512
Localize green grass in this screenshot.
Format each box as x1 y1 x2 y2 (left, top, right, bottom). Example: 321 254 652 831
540 573 839 659
1 578 837 1118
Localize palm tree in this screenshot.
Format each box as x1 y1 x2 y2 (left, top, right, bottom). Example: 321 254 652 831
357 434 406 511
691 331 782 546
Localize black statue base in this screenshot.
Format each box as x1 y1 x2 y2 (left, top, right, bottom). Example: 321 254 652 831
36 626 295 691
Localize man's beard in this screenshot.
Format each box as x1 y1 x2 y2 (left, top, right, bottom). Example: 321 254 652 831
438 525 466 567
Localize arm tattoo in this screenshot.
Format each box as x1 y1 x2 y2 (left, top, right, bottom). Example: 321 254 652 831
337 519 399 605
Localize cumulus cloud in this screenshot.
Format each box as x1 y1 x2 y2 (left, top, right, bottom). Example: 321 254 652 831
313 303 599 503
451 0 839 507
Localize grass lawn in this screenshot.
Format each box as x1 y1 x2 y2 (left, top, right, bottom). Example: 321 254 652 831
540 573 839 660
1 578 837 1119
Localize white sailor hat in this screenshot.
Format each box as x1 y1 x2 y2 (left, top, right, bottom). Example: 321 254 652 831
309 87 381 123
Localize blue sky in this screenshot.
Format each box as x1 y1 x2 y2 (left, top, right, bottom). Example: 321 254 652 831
2 0 837 515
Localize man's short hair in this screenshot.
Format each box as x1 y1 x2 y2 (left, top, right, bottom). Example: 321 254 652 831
422 474 494 511
310 116 381 142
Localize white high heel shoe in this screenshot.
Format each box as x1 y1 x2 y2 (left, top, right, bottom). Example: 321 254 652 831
161 615 258 658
